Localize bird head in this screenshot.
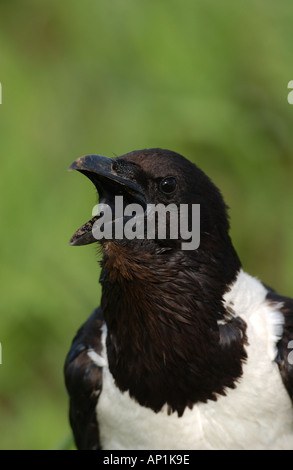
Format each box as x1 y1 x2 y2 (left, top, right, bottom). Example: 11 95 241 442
69 148 232 255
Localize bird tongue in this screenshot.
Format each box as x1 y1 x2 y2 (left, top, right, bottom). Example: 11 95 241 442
69 216 99 246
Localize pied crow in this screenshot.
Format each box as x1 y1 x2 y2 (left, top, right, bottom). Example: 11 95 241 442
64 148 293 450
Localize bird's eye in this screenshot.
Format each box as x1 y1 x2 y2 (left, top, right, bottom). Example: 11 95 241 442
159 177 177 194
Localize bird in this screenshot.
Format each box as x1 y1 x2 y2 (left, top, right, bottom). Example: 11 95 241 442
64 148 293 450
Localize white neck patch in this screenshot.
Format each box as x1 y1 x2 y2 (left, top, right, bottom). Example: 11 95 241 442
223 269 284 360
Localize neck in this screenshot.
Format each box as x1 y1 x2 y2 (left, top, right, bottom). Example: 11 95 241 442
99 237 246 416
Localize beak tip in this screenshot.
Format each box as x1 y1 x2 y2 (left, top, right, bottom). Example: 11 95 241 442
68 157 83 172
68 154 112 175
69 235 78 246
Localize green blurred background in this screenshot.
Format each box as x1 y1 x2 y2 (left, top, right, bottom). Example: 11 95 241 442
1 0 293 450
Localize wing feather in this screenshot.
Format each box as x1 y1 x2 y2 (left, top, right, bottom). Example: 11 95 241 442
267 290 293 402
64 307 104 450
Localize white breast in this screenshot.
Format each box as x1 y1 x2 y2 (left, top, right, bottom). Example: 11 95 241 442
94 270 293 450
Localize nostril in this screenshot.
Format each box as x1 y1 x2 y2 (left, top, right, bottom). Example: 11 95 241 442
111 160 119 174
111 159 140 179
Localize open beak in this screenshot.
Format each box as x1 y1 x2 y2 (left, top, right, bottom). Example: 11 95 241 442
68 154 146 246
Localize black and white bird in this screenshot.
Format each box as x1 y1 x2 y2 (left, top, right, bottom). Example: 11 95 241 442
64 148 293 450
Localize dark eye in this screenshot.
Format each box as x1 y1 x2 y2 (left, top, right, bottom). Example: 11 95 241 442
159 176 177 194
